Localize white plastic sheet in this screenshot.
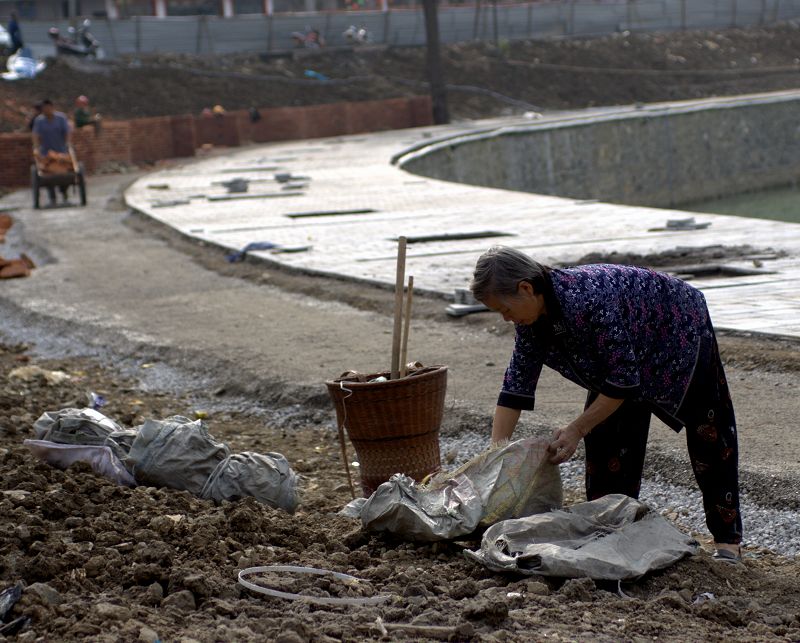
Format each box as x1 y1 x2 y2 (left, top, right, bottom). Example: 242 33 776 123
2 49 46 81
23 439 136 486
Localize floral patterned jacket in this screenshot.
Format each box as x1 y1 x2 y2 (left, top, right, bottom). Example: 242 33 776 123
498 264 714 428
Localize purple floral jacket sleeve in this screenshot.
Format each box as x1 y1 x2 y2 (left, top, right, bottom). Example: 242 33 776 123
498 325 543 411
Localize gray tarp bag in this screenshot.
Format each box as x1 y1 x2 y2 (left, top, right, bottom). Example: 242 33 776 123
201 452 299 514
351 438 562 542
33 408 123 445
466 494 698 580
104 428 139 465
127 416 230 495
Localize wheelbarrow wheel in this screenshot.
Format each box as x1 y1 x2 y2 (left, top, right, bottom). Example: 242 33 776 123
31 165 40 209
77 164 87 206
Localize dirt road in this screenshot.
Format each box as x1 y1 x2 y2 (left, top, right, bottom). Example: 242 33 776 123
1 171 799 640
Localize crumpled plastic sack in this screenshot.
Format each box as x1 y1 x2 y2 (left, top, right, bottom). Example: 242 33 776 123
201 452 299 514
465 494 698 580
23 440 136 486
33 408 122 445
349 437 562 541
105 428 139 464
127 416 230 496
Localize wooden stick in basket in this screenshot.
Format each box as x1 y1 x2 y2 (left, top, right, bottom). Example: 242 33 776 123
400 275 414 378
390 237 407 380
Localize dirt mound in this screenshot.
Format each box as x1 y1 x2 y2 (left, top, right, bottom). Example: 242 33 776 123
1 342 800 640
4 22 800 132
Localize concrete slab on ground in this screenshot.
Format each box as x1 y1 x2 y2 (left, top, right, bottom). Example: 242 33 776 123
125 97 800 339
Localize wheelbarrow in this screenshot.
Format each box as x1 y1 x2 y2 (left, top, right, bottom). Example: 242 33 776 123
31 147 87 209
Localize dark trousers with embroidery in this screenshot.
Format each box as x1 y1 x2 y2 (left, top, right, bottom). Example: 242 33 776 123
583 338 742 544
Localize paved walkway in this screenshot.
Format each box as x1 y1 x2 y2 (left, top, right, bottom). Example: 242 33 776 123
126 96 800 338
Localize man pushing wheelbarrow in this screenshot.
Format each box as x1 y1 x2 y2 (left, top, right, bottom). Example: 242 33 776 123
30 99 87 208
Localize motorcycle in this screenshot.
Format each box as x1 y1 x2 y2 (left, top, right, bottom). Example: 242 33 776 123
48 19 104 59
343 25 370 45
290 26 325 49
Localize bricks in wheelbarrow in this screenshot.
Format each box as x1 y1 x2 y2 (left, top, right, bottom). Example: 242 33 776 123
0 253 35 279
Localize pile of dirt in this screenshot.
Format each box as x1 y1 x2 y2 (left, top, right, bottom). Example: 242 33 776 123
3 22 800 131
2 342 800 641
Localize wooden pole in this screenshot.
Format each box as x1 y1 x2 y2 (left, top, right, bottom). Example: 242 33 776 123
390 237 407 379
400 276 414 378
337 421 356 499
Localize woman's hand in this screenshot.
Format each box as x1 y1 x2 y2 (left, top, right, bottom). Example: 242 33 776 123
548 425 583 464
548 394 625 464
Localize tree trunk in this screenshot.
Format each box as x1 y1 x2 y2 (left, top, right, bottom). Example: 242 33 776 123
422 0 450 125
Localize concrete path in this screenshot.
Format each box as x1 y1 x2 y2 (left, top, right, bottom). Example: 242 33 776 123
126 95 800 337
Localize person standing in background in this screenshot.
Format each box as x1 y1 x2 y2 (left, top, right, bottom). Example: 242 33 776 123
8 11 24 55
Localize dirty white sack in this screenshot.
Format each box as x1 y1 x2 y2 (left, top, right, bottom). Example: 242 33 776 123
348 437 562 541
33 407 122 445
465 493 698 580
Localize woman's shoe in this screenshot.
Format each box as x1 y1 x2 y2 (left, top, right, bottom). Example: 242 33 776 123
712 546 742 564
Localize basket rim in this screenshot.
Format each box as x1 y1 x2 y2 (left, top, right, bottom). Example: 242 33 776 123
325 364 447 389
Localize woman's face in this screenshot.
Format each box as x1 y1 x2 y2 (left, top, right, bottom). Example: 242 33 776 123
482 281 547 325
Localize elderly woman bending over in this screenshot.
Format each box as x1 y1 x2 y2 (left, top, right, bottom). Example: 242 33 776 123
471 246 742 563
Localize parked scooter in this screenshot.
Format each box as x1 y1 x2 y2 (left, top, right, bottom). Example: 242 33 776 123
343 25 370 45
290 26 325 49
48 19 104 58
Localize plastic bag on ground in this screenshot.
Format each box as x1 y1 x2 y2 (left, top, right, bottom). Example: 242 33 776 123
127 416 230 495
465 494 698 580
23 440 136 486
104 428 139 466
354 437 562 541
201 452 299 513
33 408 122 445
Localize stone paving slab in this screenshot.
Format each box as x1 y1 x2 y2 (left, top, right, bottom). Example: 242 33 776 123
125 96 800 339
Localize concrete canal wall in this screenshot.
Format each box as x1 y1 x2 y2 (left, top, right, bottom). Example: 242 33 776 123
398 91 800 207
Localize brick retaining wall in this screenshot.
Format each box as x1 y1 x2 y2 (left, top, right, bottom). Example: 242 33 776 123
0 96 433 189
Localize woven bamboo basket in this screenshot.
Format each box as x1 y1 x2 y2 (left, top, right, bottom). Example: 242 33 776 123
326 365 447 496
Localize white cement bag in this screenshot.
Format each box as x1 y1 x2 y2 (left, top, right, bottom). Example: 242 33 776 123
127 416 230 495
33 408 122 445
466 494 698 580
24 440 136 486
201 452 299 513
354 438 562 541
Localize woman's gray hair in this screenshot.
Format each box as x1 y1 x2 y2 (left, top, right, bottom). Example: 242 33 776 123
470 246 551 302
